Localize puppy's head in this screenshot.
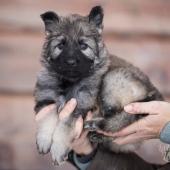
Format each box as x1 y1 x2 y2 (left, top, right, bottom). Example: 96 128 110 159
40 6 106 81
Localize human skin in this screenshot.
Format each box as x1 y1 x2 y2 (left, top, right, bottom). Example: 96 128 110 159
35 99 94 156
104 101 170 145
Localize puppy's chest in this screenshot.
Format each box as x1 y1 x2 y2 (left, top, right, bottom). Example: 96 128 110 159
58 79 74 95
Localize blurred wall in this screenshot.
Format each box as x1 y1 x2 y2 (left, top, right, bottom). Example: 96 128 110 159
0 0 170 170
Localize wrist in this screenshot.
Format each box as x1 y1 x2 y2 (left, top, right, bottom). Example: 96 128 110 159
74 142 96 155
80 145 94 155
75 146 97 164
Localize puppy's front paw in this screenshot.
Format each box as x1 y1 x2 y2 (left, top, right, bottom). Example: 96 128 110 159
36 134 52 154
36 106 58 154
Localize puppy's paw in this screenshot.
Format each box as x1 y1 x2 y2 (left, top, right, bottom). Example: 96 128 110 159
36 106 58 154
50 141 70 165
36 134 52 154
89 132 104 143
50 123 71 165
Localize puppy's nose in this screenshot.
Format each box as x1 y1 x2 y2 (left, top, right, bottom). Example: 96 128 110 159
65 59 77 66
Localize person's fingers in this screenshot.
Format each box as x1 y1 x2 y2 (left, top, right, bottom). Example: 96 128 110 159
80 130 89 139
73 112 92 141
74 116 84 139
113 133 155 145
35 104 56 121
74 111 91 140
97 130 116 137
59 98 77 120
73 111 92 140
124 101 168 115
72 130 89 145
86 111 93 121
112 119 145 137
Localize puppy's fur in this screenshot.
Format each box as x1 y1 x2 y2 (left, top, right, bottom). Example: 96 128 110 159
34 6 165 169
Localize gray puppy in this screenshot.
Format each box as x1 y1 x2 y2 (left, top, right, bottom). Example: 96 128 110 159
34 6 164 170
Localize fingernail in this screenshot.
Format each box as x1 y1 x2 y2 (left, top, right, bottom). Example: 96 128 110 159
75 116 83 139
86 111 92 120
124 105 133 112
35 110 48 122
69 98 77 105
77 116 82 122
111 133 118 137
35 114 41 122
75 134 80 139
113 138 121 145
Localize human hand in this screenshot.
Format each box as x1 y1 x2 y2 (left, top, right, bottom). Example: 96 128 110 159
111 101 170 145
35 99 94 156
35 99 78 124
71 111 95 155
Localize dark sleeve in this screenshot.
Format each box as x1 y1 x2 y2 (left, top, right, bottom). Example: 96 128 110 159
157 163 170 170
68 149 97 170
160 121 170 144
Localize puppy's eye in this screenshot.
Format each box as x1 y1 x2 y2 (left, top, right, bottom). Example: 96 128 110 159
79 40 88 50
57 39 66 50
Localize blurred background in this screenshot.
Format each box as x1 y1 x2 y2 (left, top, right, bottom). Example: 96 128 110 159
0 0 170 169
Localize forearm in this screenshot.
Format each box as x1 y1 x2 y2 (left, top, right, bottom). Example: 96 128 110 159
135 139 170 165
135 121 170 165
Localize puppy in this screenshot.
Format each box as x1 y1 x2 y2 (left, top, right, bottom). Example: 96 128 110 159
34 6 163 169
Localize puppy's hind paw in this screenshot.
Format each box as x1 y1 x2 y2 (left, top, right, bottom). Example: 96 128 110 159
89 132 104 143
50 142 70 165
84 118 105 131
84 121 99 131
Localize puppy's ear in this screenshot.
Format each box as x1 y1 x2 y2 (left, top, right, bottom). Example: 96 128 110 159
40 11 59 34
89 6 104 33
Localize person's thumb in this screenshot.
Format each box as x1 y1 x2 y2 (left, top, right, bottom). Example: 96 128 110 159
124 101 164 115
74 116 83 139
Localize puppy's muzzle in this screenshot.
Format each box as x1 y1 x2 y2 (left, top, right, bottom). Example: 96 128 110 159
64 58 77 67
